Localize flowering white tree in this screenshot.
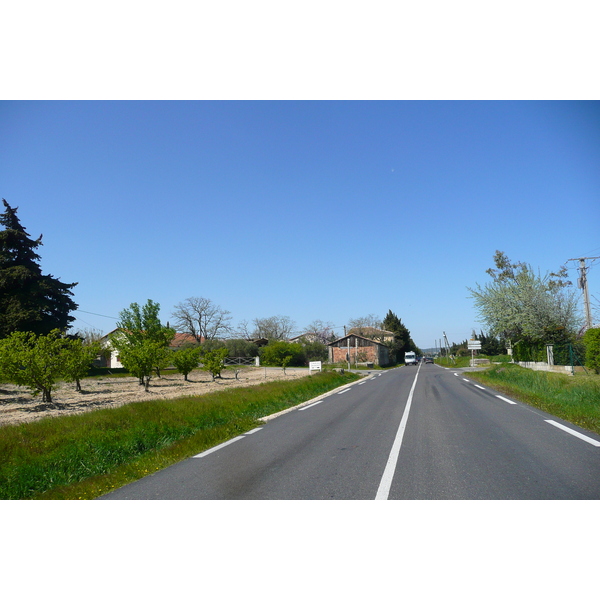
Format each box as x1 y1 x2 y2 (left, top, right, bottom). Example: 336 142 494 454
468 251 582 345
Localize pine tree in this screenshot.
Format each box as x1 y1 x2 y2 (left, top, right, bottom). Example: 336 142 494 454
0 199 78 338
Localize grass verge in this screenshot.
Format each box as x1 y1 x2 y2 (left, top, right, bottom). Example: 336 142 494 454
0 370 360 500
466 363 600 435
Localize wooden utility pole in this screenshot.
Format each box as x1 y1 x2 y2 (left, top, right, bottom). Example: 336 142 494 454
567 256 600 331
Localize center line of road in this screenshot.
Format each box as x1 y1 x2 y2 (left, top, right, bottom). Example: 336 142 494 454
375 362 422 500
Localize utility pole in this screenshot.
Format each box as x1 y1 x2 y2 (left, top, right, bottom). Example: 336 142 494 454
567 256 600 331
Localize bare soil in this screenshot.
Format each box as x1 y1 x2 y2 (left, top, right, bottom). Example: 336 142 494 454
0 367 311 428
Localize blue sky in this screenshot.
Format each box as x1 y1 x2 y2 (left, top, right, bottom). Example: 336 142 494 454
1 100 599 348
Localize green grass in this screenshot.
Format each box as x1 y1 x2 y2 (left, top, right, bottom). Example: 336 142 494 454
0 370 359 500
467 363 600 435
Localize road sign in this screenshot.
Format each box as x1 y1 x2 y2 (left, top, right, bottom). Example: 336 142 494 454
468 340 482 350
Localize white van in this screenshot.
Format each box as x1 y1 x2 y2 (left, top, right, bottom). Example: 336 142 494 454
404 351 417 366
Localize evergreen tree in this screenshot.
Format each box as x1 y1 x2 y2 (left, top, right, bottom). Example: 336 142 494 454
0 199 78 337
382 309 418 363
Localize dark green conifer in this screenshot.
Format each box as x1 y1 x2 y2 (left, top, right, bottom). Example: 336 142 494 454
0 198 78 337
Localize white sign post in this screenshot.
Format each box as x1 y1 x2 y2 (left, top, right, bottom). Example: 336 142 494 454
309 361 322 373
468 340 482 366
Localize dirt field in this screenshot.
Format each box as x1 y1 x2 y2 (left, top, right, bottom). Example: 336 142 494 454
0 367 311 428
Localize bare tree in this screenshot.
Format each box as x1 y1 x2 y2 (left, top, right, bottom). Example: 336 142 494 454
250 315 296 340
303 319 337 344
347 314 382 336
171 297 233 341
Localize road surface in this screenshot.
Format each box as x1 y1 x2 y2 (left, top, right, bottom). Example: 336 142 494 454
100 363 600 499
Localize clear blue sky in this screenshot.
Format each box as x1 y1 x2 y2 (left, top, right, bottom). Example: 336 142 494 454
1 101 599 348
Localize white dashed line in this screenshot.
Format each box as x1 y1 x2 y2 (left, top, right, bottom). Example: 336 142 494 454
495 395 516 405
337 388 350 395
474 385 485 390
299 400 324 411
245 427 263 435
545 420 600 447
193 436 245 458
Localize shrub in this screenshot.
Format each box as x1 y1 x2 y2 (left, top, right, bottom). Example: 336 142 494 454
583 328 600 374
260 341 305 367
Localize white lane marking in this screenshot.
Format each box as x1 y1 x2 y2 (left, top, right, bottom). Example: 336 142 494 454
495 395 517 405
338 388 350 395
193 436 245 458
474 385 485 390
545 420 600 447
376 362 422 500
245 427 263 435
462 378 469 382
358 382 366 385
454 373 459 376
299 400 324 411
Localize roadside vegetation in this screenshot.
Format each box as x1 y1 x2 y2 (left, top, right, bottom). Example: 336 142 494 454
0 370 359 500
466 363 600 436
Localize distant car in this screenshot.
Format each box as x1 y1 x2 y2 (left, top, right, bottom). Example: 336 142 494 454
424 357 433 364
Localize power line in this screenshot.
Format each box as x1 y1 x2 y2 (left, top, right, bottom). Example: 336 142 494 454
74 309 119 320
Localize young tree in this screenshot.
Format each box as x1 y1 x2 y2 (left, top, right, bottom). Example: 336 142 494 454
172 346 201 381
171 297 232 341
347 314 382 335
111 300 175 382
61 337 101 392
115 339 167 391
202 348 229 381
0 199 78 338
0 330 66 402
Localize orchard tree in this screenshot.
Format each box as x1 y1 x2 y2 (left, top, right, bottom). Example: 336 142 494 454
172 346 201 381
171 297 232 341
0 330 67 402
202 348 229 381
61 337 101 392
0 199 78 338
111 300 175 382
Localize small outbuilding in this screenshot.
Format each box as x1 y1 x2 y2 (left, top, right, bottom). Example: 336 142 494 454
328 334 391 367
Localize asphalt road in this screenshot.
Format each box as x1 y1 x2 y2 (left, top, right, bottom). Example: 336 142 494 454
99 363 600 500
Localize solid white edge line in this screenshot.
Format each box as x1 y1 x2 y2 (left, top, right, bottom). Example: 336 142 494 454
375 362 422 500
193 436 245 458
298 400 323 411
495 395 517 405
545 420 600 447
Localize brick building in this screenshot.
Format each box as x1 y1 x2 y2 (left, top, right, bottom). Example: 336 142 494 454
328 334 391 367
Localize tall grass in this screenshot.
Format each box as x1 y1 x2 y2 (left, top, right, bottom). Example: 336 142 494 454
467 364 600 435
0 370 359 500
